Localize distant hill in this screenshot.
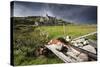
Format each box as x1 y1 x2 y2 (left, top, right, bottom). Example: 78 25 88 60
12 15 72 26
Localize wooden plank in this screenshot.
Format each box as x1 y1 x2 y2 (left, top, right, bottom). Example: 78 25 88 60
88 39 97 48
70 45 97 60
45 45 77 63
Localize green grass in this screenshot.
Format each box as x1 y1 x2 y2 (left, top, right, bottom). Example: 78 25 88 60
38 24 97 39
13 24 97 66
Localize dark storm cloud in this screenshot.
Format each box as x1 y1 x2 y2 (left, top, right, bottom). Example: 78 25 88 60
13 1 97 24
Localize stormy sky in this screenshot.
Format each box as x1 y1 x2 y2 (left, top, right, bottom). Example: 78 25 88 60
12 1 97 24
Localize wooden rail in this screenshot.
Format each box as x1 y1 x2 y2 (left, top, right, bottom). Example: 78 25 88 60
73 32 97 41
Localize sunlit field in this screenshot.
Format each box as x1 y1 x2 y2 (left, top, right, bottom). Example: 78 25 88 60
39 24 97 39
